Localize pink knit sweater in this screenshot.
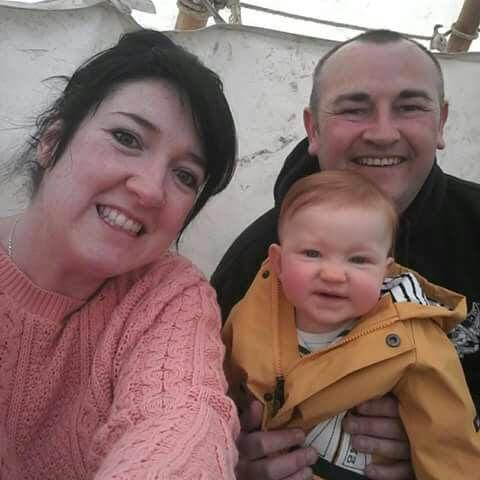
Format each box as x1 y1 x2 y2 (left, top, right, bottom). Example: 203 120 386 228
0 249 239 479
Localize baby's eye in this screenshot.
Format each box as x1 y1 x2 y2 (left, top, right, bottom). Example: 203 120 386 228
350 256 368 264
112 130 140 149
303 249 320 258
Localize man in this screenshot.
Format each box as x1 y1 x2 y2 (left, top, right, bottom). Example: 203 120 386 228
212 29 480 480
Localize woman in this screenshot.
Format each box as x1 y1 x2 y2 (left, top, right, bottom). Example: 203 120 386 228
0 29 239 478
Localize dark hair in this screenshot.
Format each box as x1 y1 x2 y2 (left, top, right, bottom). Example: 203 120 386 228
309 29 445 118
13 29 237 235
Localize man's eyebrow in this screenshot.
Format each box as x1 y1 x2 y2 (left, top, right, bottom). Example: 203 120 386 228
331 89 435 105
332 92 371 105
397 89 433 101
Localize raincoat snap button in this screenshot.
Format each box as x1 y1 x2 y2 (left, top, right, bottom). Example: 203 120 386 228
386 334 401 348
264 392 273 401
262 270 270 279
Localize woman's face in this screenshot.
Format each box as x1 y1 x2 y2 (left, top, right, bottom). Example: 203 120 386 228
34 79 205 281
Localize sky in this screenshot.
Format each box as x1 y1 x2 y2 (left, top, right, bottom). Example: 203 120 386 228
133 0 480 51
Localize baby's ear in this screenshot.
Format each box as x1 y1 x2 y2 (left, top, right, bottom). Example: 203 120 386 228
386 256 394 269
268 243 282 277
37 121 63 167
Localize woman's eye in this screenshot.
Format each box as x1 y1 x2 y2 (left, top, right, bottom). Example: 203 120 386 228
112 130 140 149
304 249 320 258
175 169 200 191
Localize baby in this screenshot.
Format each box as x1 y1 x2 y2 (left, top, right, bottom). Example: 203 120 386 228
224 170 480 479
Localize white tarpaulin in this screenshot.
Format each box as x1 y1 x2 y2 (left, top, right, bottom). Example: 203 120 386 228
1 4 480 274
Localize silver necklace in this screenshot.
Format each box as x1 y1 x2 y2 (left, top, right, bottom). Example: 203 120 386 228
7 217 20 258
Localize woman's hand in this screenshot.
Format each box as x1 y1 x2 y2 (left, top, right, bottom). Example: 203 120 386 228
236 400 317 480
343 394 415 480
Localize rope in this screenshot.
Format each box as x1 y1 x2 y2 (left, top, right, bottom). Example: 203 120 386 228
450 22 479 41
239 2 432 41
228 0 242 24
178 1 480 47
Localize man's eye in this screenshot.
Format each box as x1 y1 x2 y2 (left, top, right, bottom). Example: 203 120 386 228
397 104 426 113
350 256 368 264
175 169 200 191
303 250 320 258
112 130 140 149
340 108 368 116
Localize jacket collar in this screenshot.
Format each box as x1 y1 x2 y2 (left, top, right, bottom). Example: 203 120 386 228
273 138 318 208
401 161 447 233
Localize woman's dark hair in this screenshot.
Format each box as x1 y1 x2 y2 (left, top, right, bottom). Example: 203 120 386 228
15 29 237 234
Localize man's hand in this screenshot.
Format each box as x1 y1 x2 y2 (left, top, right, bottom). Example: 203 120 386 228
343 395 415 480
236 400 317 480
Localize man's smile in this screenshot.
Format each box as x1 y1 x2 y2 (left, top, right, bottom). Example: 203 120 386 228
352 156 405 167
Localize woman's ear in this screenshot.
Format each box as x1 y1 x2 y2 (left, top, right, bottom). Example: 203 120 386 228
268 243 283 278
37 121 63 167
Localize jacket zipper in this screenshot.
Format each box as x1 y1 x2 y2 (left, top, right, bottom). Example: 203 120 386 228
271 278 285 416
270 276 401 416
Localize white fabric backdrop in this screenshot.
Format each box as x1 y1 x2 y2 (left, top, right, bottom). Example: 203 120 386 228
1 7 480 274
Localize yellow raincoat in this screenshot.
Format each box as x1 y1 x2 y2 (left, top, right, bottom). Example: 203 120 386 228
223 261 480 479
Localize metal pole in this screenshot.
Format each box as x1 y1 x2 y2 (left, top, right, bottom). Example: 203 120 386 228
447 0 480 52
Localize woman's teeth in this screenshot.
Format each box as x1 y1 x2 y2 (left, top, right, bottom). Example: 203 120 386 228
97 206 143 235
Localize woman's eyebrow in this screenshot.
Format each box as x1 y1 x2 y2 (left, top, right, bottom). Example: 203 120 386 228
112 111 159 131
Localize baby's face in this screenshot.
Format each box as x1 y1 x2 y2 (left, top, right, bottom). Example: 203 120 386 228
272 203 393 333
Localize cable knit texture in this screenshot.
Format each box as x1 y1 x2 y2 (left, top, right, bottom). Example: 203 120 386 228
0 249 239 479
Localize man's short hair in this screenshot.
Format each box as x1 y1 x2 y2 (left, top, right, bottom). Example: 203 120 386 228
309 29 445 118
278 170 398 253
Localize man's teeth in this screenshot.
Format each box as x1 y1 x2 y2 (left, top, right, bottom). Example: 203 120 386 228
355 157 403 167
98 206 143 235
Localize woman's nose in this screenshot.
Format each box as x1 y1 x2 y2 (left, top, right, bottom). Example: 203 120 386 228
126 170 166 208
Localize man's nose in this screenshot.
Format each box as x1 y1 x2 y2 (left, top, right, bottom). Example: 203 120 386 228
362 110 400 146
126 168 166 208
319 262 347 283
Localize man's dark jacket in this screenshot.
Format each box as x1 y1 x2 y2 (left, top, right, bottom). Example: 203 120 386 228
211 138 480 409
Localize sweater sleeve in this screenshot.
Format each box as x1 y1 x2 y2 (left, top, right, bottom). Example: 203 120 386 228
92 272 239 479
394 321 480 480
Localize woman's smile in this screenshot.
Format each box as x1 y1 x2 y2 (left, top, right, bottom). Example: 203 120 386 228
97 205 144 236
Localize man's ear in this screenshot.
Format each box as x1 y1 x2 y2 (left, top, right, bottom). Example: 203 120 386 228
436 101 449 150
303 107 321 157
37 121 63 167
268 243 283 278
386 256 394 270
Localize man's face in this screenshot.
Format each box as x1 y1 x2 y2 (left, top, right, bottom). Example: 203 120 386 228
304 40 448 213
